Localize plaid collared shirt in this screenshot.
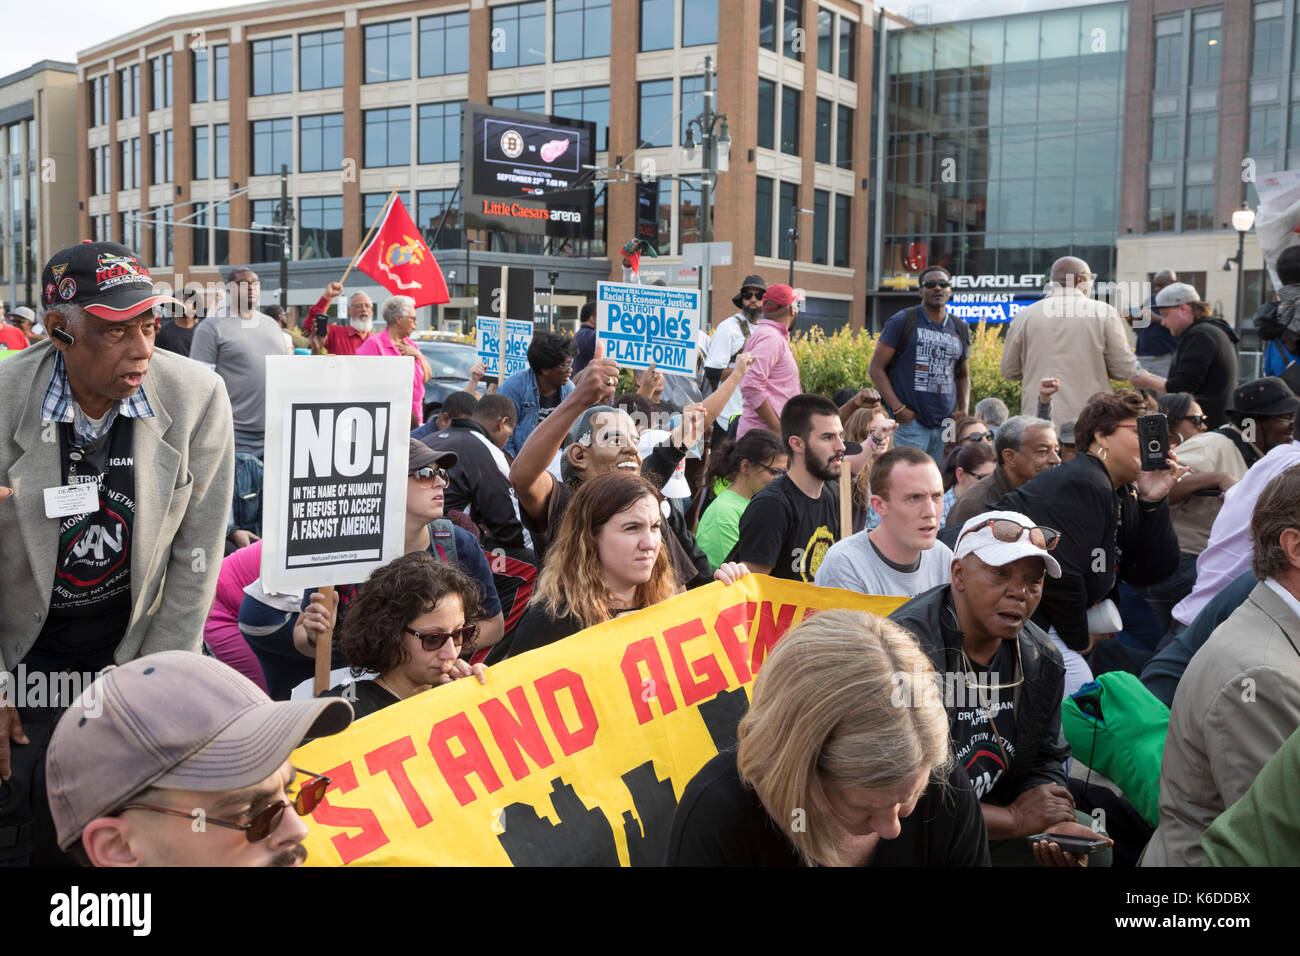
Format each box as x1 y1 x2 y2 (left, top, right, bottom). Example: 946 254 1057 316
41 350 154 442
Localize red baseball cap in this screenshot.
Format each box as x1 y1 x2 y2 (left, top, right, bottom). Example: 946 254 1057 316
762 284 798 311
41 240 182 320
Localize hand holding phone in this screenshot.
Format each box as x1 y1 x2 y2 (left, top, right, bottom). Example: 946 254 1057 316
313 315 328 339
1137 413 1170 471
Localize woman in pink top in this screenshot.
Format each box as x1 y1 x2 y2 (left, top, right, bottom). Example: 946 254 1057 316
204 541 270 691
355 295 434 425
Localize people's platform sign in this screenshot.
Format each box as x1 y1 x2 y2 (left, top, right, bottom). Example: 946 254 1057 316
596 281 700 376
293 577 905 866
262 356 411 592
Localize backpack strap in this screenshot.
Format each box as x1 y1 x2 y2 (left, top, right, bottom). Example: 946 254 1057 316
884 306 921 381
428 518 459 565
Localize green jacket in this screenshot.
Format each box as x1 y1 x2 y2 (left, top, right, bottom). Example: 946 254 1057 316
1202 723 1300 866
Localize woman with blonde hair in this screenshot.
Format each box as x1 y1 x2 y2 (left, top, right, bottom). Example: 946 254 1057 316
667 609 989 866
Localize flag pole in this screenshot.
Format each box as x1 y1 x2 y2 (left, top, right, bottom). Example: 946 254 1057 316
338 187 399 286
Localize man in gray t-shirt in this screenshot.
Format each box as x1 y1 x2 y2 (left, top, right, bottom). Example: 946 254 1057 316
815 446 953 598
189 268 287 457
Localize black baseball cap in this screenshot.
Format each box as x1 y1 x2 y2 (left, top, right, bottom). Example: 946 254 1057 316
1227 377 1300 419
41 240 181 320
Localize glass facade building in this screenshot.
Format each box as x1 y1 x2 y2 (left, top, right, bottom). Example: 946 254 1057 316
881 4 1127 285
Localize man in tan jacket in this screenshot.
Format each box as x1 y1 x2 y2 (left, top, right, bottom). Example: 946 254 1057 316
1001 256 1163 426
1141 465 1300 866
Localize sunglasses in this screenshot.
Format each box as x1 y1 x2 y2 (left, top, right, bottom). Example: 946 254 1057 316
405 622 478 651
960 517 1060 552
1177 414 1207 428
409 465 448 483
962 431 994 443
922 280 951 289
118 768 331 844
756 462 788 477
741 291 764 300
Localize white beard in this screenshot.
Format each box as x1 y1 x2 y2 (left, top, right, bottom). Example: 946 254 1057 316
350 317 373 334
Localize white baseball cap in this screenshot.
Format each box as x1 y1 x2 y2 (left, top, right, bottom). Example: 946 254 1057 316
954 509 1062 578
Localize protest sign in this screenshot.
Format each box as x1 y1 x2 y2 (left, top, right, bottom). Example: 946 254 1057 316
261 356 412 593
476 318 533 378
596 281 700 375
293 576 905 866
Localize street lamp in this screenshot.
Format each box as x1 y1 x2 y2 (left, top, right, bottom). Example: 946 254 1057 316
787 207 813 285
682 55 729 331
1225 202 1257 335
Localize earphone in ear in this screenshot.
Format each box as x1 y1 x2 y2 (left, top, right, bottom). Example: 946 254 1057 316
51 328 75 346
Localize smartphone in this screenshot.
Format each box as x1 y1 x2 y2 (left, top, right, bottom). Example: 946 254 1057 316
314 315 328 338
1027 833 1109 855
1137 413 1170 471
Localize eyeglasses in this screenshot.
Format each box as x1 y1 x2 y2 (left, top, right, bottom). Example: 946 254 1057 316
404 622 478 651
959 517 1060 551
756 462 788 477
1177 414 1207 428
962 431 994 444
922 280 951 289
409 465 448 483
118 768 330 844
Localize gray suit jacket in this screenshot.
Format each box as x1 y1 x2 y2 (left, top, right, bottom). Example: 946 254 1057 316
1142 581 1300 866
0 342 235 672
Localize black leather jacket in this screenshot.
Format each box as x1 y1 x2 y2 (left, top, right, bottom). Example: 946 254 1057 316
890 584 1070 803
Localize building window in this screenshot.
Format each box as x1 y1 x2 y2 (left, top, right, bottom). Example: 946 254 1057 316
817 8 833 72
365 20 412 84
300 113 344 173
639 79 673 148
193 205 209 266
838 17 855 79
194 127 209 179
778 181 798 259
755 176 774 257
682 0 718 47
757 78 776 150
418 101 463 164
812 188 829 264
153 204 173 267
780 86 800 155
760 0 777 51
492 93 546 111
492 2 547 69
1249 104 1283 154
251 36 293 96
214 203 229 265
419 12 470 77
678 180 702 252
836 104 853 169
1190 10 1221 86
1151 117 1182 161
252 118 293 175
150 53 173 110
300 30 344 91
1153 17 1183 90
364 107 410 167
250 199 281 261
640 0 673 51
120 210 141 253
815 98 832 164
555 0 611 62
553 86 609 151
417 188 460 246
1183 184 1214 231
90 146 104 195
119 65 140 118
192 49 209 103
681 76 705 143
214 123 229 178
89 75 107 126
299 196 344 259
151 130 173 183
214 45 229 100
783 0 803 60
120 137 141 189
834 193 850 267
1253 6 1285 77
1186 112 1217 160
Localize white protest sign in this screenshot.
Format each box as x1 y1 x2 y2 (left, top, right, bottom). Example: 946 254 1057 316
475 317 533 377
261 356 411 593
596 281 700 375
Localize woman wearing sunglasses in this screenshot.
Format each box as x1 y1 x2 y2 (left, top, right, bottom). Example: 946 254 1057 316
941 442 997 526
995 390 1184 694
695 428 788 569
323 551 487 719
847 407 898 532
495 472 750 660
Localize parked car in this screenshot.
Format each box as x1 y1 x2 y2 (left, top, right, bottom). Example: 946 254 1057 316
417 339 486 419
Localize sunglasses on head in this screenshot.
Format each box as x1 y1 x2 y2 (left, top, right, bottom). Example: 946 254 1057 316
960 517 1060 552
922 279 951 289
118 768 331 844
405 622 478 651
409 465 448 483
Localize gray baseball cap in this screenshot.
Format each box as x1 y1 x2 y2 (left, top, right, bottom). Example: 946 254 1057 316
45 651 354 850
1154 282 1201 309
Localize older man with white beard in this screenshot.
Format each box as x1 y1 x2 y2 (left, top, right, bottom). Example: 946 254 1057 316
305 281 375 356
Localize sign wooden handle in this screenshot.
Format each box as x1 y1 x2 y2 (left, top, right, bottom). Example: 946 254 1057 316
839 465 852 540
313 585 339 697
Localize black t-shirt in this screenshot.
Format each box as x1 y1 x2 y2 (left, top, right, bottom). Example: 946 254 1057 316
32 418 137 658
497 603 587 661
726 475 839 581
666 748 990 866
320 679 400 720
950 641 1018 803
154 320 195 357
537 387 561 427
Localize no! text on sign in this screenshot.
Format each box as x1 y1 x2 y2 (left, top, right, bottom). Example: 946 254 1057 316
596 281 699 375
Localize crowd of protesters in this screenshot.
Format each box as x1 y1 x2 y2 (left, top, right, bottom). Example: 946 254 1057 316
6 238 1300 870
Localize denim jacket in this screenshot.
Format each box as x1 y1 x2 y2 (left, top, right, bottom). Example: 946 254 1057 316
500 369 574 457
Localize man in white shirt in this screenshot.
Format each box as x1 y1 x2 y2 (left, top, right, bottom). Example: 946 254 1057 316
815 445 953 597
702 274 767 436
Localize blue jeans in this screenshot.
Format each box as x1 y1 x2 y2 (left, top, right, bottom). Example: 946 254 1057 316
892 418 945 466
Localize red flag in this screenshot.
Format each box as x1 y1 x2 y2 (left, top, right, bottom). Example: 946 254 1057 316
353 196 450 307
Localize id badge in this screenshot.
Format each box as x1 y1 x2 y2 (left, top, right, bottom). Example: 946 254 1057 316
44 482 100 519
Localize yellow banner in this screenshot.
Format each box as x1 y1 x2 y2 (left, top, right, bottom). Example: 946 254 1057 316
294 576 906 866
